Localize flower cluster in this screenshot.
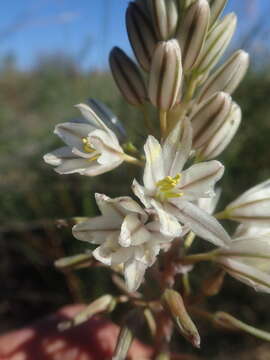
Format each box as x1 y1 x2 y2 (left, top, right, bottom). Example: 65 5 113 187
45 0 270 357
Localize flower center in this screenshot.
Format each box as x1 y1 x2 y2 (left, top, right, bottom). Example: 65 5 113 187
82 137 101 162
82 137 95 153
156 174 183 201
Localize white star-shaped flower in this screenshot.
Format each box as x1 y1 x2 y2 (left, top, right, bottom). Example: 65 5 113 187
72 193 173 292
132 119 230 247
44 103 124 176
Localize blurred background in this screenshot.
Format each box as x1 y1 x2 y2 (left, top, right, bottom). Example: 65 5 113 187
1 0 270 358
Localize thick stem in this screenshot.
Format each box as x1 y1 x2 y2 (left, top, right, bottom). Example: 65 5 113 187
160 110 168 139
122 153 144 167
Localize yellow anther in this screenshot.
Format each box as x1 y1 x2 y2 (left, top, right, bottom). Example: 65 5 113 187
156 173 183 201
82 137 95 153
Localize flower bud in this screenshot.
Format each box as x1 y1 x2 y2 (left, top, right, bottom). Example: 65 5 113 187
126 2 158 71
217 233 270 293
195 13 237 74
109 47 147 106
112 326 133 360
177 0 210 71
221 178 270 227
58 294 116 330
147 0 178 40
54 252 93 270
191 92 232 149
148 39 182 110
208 0 228 27
162 289 200 348
197 50 250 103
196 102 241 160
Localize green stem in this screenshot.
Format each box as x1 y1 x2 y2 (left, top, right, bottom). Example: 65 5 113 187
160 110 167 139
122 153 144 167
214 312 270 342
139 104 154 134
182 250 220 264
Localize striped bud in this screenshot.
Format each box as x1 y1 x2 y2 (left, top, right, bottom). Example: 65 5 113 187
147 0 178 40
126 2 158 72
209 0 228 27
196 102 241 160
195 13 237 74
221 178 270 227
191 92 232 149
162 289 201 348
148 39 182 110
197 50 250 103
59 294 116 330
178 0 210 71
109 47 147 106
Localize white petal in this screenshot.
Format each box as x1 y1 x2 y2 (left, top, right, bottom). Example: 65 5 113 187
89 129 123 166
228 179 270 208
169 199 230 247
93 234 132 266
72 217 120 244
124 258 147 292
119 214 151 247
219 258 270 293
95 193 147 222
151 199 182 237
54 122 93 152
135 242 160 267
179 161 224 200
75 103 111 132
225 235 270 257
43 146 75 166
79 160 123 176
146 221 174 244
163 118 193 176
143 136 165 190
54 158 93 174
132 179 153 208
233 224 270 238
198 187 222 214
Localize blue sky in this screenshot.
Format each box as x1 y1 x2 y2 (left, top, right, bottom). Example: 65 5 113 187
0 0 269 70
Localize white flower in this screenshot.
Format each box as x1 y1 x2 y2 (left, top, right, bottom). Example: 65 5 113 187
222 179 270 227
44 103 124 176
132 119 230 247
72 193 173 292
217 225 270 293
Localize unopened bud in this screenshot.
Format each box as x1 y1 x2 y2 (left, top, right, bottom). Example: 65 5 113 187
195 13 237 74
221 177 270 227
147 0 178 40
148 40 182 110
213 312 242 332
113 326 133 360
178 0 210 71
196 102 241 160
54 252 93 271
162 289 201 348
191 92 232 149
197 50 250 103
58 294 116 330
209 0 228 27
201 270 225 296
109 47 147 106
126 2 158 71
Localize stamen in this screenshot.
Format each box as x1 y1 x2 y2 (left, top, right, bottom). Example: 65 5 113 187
156 174 183 201
82 137 95 153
